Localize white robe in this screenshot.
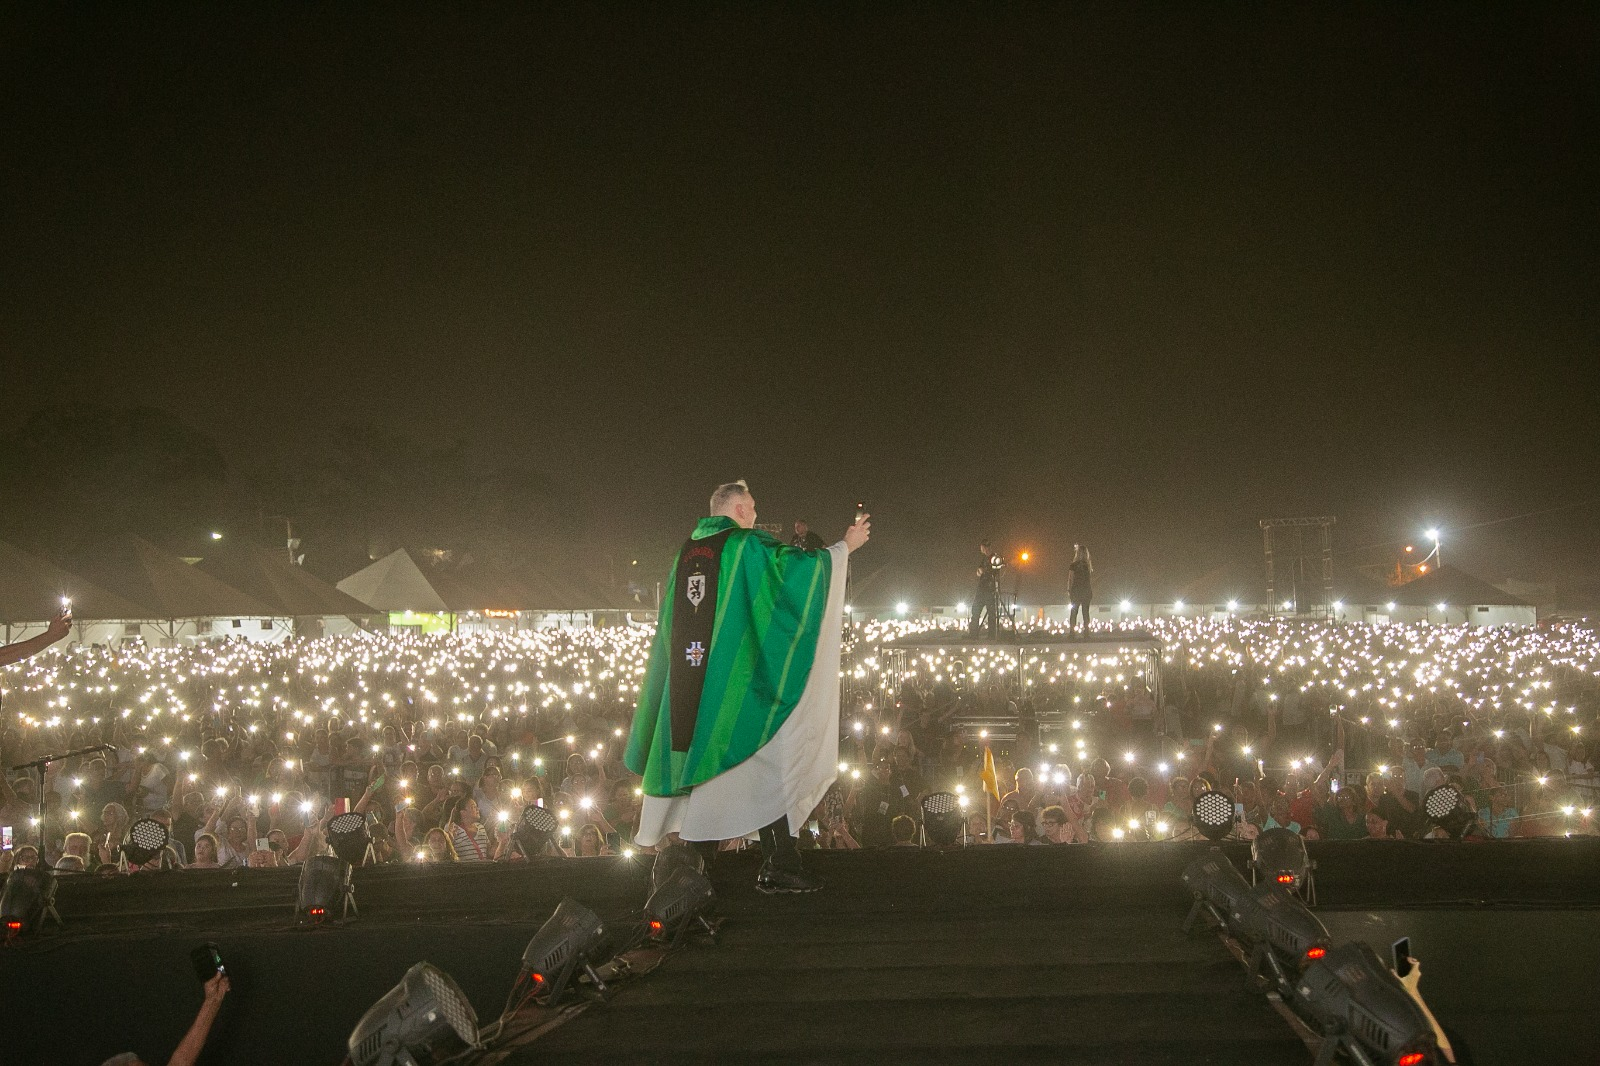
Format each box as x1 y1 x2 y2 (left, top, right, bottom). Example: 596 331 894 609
635 541 848 846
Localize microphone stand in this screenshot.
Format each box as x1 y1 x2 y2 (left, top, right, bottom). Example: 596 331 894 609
7 744 117 850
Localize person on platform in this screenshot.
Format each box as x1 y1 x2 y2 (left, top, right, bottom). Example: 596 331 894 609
626 480 870 894
790 519 826 552
969 540 1003 638
1067 543 1093 635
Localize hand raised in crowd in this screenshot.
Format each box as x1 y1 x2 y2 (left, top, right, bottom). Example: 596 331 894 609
46 606 73 642
203 971 230 1004
843 514 871 553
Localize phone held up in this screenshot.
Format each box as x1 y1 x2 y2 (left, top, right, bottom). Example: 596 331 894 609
1392 936 1412 978
190 942 226 984
855 501 867 523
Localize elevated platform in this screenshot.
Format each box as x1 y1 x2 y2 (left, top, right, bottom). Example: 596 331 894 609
880 627 1162 651
3 841 1596 1065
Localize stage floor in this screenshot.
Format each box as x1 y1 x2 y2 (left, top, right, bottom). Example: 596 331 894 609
2 841 1595 1065
880 627 1161 650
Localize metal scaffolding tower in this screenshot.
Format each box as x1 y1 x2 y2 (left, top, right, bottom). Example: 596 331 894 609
1260 516 1336 617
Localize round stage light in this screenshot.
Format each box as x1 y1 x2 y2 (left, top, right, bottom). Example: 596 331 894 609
514 803 561 858
1192 789 1235 843
348 962 480 1066
518 897 609 1006
327 812 375 867
1422 783 1462 823
1422 783 1472 839
1251 827 1312 897
920 791 963 846
124 818 172 866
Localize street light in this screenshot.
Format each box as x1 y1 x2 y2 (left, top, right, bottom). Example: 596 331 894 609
1425 528 1441 568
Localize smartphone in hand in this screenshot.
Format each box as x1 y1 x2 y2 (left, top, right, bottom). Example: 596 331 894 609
191 942 226 983
1392 936 1412 978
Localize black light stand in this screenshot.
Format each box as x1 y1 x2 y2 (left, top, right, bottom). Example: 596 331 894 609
7 744 118 850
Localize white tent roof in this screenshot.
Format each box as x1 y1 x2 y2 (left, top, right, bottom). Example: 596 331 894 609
336 549 450 613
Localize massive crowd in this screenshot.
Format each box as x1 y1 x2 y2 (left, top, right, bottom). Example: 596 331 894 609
1 616 1596 876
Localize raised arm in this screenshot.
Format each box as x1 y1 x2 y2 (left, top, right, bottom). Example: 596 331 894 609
0 609 72 668
166 972 229 1066
286 816 328 865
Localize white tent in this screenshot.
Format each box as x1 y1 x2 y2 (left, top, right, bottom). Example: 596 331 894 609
337 548 452 614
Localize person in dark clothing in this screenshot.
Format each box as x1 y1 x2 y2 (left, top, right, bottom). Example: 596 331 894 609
850 758 899 847
789 520 827 552
969 540 1004 638
1067 544 1093 634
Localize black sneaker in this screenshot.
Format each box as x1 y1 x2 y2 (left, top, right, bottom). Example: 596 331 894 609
755 865 823 894
652 844 704 889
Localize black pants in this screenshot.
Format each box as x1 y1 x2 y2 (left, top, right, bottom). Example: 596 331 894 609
757 816 802 872
970 583 1000 636
1068 599 1090 630
690 817 800 871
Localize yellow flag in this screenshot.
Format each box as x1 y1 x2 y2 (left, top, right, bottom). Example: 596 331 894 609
980 745 1002 801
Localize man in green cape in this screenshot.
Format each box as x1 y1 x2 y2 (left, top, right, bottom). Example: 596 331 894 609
626 480 870 893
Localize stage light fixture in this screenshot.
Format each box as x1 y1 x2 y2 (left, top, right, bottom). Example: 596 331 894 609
327 812 376 867
1422 784 1471 839
297 854 357 923
1296 941 1440 1066
1 867 62 938
1192 789 1235 843
347 961 481 1066
122 818 172 867
1228 882 1332 996
650 841 705 890
644 864 717 945
1250 827 1317 903
513 803 559 858
1180 850 1255 935
515 897 610 1006
920 790 963 846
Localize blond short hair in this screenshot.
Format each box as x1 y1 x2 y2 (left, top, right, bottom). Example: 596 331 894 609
709 480 751 515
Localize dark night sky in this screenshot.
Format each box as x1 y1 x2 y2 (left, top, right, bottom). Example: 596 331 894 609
4 3 1599 604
